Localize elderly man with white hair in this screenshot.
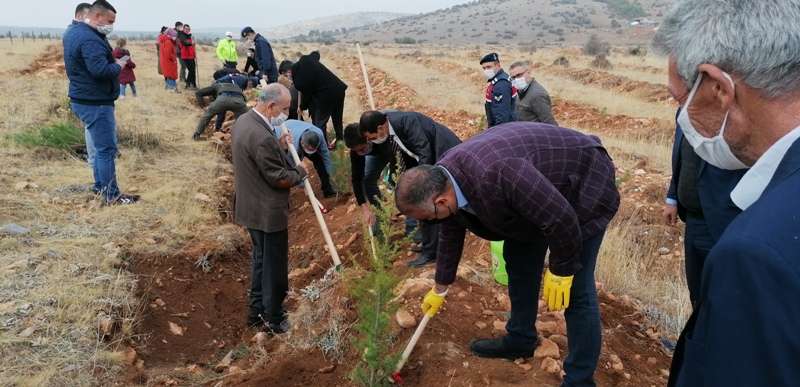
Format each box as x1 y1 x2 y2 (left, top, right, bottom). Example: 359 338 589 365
653 0 800 386
231 83 308 334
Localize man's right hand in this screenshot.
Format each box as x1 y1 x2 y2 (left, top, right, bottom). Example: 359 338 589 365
359 204 375 226
114 58 128 67
663 204 678 227
296 162 309 176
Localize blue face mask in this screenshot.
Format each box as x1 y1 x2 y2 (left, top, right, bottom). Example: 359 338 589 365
357 147 372 156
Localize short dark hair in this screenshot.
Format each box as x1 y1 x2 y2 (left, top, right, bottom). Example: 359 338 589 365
300 130 321 149
343 123 365 148
175 21 183 28
90 0 116 14
359 111 387 134
160 26 168 34
183 24 190 29
395 165 450 214
279 60 294 75
75 3 91 18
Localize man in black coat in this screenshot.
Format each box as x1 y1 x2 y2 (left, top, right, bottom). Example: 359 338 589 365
292 51 347 148
359 110 462 267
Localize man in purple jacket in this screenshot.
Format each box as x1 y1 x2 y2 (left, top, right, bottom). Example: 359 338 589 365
395 122 620 386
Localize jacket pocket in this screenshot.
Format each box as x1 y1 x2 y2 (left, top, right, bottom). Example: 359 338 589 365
676 334 706 385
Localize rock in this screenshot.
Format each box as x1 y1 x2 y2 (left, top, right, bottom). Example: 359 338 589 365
18 326 36 338
540 357 562 374
612 362 624 371
474 321 488 330
419 269 436 279
609 354 622 364
394 278 434 298
62 364 79 372
214 359 232 373
125 347 138 365
496 294 511 311
228 366 243 374
634 169 647 175
145 238 157 245
657 247 670 255
518 363 532 371
647 357 658 365
481 310 495 317
154 298 166 307
39 192 51 199
514 358 526 365
98 312 115 337
187 364 204 375
549 334 568 351
395 309 417 328
346 204 357 214
634 354 641 360
534 338 560 359
492 320 506 334
168 321 186 336
194 193 211 202
251 332 269 345
536 320 567 337
1 224 29 235
128 186 139 193
318 364 336 373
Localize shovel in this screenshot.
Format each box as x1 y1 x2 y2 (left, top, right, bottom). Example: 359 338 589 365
391 313 432 383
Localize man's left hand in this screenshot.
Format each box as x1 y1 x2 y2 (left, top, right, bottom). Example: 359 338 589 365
543 269 574 311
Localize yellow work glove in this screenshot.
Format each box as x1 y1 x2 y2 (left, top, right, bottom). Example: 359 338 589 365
543 269 574 311
422 286 447 318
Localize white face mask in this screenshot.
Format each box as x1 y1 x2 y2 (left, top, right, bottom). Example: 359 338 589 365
512 77 528 91
677 72 748 170
226 36 232 41
270 112 288 127
370 133 389 144
303 147 317 155
246 38 253 44
97 24 114 35
483 68 496 80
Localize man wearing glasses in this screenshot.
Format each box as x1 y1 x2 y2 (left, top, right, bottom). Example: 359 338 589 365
509 62 558 126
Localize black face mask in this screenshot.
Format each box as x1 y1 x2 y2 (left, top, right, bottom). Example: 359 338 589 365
423 203 453 225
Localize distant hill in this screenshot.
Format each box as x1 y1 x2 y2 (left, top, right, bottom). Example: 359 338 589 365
341 0 674 46
261 12 410 40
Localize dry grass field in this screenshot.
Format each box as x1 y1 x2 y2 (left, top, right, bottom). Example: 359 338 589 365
0 38 686 386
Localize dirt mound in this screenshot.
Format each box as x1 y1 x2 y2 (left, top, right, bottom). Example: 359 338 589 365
20 45 66 79
531 62 673 104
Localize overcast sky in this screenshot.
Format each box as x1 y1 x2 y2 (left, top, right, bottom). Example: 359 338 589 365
0 0 468 31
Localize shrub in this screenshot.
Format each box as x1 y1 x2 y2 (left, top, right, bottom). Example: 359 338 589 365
553 56 570 67
628 45 647 57
590 54 614 70
582 34 611 56
328 147 351 193
12 120 84 150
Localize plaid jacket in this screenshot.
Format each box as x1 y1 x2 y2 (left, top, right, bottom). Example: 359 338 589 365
435 122 620 284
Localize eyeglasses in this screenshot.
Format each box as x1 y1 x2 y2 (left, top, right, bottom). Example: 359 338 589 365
509 69 528 79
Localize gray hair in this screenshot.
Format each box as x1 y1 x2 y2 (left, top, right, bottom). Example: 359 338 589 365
509 61 529 71
300 130 320 149
257 83 288 105
395 165 450 214
652 0 800 99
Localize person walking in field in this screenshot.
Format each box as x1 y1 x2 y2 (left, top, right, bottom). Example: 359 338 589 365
112 38 136 99
159 27 179 92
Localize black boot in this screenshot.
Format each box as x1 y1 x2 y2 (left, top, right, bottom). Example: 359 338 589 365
469 335 534 359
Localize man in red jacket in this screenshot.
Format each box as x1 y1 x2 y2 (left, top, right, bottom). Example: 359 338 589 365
178 24 196 90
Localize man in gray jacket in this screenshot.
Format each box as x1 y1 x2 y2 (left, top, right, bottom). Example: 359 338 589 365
231 84 308 333
509 61 558 125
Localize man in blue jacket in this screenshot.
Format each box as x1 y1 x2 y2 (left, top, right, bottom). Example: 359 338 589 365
480 53 517 128
283 120 340 198
241 27 278 84
653 1 800 385
662 108 745 308
63 0 138 205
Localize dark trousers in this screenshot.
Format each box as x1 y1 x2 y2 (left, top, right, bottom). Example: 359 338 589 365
306 151 335 196
248 228 289 324
195 94 249 136
684 215 714 308
223 61 238 69
503 230 605 387
214 113 225 131
179 59 186 82
184 59 196 88
312 93 345 142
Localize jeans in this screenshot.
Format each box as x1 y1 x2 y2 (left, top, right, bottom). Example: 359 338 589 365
166 78 177 90
71 103 120 201
248 228 289 324
503 230 606 387
119 82 137 97
684 216 714 308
